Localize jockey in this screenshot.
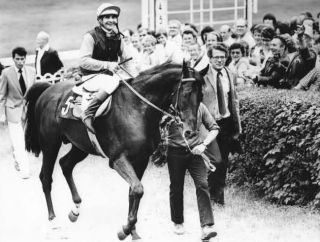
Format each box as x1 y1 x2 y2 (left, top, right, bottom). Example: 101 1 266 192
79 3 136 134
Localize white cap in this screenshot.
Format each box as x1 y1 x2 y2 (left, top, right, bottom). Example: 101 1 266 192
97 3 120 18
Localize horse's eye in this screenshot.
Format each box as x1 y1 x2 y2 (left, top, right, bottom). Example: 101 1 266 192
182 87 192 95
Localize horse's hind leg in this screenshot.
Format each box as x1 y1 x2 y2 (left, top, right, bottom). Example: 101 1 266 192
113 155 145 241
127 162 148 241
59 145 88 222
39 141 62 221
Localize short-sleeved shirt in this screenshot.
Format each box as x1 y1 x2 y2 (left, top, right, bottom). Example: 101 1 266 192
167 103 219 148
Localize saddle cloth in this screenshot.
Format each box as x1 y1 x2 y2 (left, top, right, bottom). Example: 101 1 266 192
59 84 112 120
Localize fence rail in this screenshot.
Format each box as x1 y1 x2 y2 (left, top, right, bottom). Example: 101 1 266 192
0 50 79 67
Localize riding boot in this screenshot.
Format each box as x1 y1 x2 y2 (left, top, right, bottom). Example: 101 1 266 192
83 90 110 134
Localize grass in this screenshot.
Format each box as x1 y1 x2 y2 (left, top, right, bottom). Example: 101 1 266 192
0 124 319 242
0 0 319 58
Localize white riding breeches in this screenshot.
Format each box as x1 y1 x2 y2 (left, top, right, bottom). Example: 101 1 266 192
83 72 130 94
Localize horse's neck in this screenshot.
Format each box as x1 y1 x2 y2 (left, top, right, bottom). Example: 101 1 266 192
133 70 180 109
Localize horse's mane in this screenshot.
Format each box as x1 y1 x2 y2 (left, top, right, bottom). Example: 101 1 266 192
119 61 204 102
131 61 182 85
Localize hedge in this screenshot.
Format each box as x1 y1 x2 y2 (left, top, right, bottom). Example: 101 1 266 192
229 87 320 208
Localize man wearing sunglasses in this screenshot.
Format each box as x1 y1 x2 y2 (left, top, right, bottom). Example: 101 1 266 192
79 3 135 134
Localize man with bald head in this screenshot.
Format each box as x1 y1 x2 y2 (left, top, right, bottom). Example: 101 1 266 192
35 31 63 77
235 18 255 49
220 25 234 46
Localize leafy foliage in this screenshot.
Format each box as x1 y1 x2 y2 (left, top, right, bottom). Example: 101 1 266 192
230 87 320 208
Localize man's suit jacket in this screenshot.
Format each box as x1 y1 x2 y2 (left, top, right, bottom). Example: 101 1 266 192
0 65 36 123
35 48 63 75
203 66 241 137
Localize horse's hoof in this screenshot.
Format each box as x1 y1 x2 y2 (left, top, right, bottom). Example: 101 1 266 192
131 229 142 241
68 210 79 223
132 238 143 242
132 239 143 242
118 227 129 240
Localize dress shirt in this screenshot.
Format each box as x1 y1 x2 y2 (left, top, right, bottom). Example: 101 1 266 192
14 66 26 84
211 67 231 120
168 34 182 48
237 31 256 49
36 43 50 75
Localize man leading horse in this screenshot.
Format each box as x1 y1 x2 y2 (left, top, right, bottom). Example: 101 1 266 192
79 3 136 134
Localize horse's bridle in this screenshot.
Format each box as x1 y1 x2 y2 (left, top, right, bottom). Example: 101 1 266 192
118 66 215 171
117 65 196 124
118 66 198 153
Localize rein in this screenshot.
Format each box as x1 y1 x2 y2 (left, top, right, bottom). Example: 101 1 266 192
115 72 176 120
117 65 188 122
118 66 204 159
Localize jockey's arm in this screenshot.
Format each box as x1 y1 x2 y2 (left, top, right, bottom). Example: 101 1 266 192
79 33 116 72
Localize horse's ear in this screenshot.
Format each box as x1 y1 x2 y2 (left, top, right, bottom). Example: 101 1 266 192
182 59 189 76
198 64 209 77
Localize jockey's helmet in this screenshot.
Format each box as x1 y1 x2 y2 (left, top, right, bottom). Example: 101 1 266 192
97 3 120 19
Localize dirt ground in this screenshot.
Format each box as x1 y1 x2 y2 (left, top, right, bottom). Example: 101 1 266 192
0 125 320 242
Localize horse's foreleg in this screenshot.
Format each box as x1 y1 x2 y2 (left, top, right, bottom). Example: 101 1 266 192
59 145 88 222
113 157 144 241
128 192 142 241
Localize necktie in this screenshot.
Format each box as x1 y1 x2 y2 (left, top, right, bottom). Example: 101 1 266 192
216 71 227 116
18 69 26 95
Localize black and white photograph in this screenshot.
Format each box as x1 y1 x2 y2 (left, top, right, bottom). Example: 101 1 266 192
0 0 319 241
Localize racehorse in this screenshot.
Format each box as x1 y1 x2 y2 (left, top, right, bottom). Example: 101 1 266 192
24 62 205 241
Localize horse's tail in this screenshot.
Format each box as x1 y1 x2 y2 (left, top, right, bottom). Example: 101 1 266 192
24 82 51 156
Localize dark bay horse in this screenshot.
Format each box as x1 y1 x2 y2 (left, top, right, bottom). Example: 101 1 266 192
24 62 204 240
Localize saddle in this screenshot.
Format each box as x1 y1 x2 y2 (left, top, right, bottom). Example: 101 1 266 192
59 82 113 158
59 83 112 121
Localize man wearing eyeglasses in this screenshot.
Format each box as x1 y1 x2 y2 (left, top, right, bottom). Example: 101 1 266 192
79 3 136 134
202 43 241 205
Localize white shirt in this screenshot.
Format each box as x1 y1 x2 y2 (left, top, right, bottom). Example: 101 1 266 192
237 31 256 50
160 40 184 64
211 66 231 119
36 43 50 75
168 34 182 48
14 65 26 83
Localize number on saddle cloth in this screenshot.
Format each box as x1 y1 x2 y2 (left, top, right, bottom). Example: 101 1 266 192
59 91 83 120
59 88 112 121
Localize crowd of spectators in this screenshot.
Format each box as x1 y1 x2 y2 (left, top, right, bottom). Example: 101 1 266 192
1 11 319 90
118 11 320 91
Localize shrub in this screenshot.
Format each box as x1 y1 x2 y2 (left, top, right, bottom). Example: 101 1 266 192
230 87 320 208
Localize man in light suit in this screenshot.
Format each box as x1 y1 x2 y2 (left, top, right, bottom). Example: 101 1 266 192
202 43 241 205
35 31 63 77
0 47 36 179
